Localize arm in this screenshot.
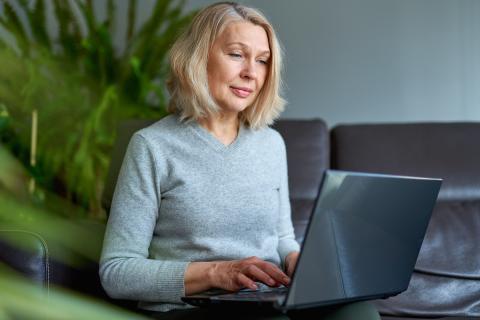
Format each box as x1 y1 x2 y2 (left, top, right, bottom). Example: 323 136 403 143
276 136 301 269
285 251 300 277
99 133 188 303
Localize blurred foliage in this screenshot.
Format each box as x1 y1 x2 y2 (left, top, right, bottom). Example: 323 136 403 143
0 146 144 318
0 143 101 264
0 1 196 316
0 0 195 218
0 265 147 319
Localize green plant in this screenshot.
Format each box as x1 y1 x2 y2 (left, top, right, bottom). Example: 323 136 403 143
0 0 195 218
0 113 146 319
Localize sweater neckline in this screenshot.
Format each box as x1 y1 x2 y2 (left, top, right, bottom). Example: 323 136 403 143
187 119 246 153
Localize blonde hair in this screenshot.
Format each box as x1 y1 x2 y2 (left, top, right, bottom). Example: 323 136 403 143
166 2 286 129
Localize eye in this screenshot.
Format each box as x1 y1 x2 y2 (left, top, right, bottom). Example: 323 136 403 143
257 59 269 65
228 53 242 58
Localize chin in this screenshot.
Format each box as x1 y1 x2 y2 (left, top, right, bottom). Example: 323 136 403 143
218 97 255 114
222 104 250 114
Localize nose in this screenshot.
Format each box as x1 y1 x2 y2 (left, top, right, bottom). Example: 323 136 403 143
240 59 258 80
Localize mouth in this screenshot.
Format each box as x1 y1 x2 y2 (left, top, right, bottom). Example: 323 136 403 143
230 86 253 98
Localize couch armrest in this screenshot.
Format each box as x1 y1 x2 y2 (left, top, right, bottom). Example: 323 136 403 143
0 229 49 290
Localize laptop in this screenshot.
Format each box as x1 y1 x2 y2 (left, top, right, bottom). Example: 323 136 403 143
182 170 442 312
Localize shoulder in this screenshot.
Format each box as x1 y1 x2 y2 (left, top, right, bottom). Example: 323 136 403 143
242 125 287 162
132 114 194 148
123 115 188 160
135 114 182 141
251 125 286 150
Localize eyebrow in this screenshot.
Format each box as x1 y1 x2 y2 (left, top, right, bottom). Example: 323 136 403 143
226 42 271 56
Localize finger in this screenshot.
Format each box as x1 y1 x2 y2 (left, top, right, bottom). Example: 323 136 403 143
257 263 289 286
245 265 277 287
257 261 290 286
237 273 257 290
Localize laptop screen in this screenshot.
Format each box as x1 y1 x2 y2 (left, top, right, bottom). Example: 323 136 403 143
285 170 441 309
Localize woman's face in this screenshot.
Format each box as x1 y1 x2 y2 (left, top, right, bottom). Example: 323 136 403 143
207 21 270 116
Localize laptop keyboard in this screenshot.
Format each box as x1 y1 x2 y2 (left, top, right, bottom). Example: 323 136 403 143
211 285 288 302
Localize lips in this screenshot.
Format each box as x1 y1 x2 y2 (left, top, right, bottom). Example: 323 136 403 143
230 86 253 98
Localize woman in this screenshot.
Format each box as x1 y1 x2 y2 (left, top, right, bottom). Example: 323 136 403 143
100 2 379 319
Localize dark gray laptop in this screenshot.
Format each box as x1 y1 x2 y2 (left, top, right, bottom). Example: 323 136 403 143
182 170 442 312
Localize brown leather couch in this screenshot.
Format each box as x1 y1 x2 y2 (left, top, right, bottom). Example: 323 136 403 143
1 119 479 319
330 123 480 319
276 120 480 320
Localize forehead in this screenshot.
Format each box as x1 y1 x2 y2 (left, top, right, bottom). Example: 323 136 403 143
215 21 270 52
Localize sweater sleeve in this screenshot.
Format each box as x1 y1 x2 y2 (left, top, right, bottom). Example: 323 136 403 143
99 133 189 303
276 136 301 267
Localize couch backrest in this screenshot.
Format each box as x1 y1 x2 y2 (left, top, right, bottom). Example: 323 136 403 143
331 122 480 202
331 122 480 317
102 118 330 244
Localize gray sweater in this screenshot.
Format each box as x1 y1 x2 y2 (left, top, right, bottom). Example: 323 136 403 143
99 115 300 312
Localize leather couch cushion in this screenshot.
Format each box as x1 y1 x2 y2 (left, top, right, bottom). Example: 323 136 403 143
374 271 480 317
331 123 480 201
416 200 480 278
377 200 480 317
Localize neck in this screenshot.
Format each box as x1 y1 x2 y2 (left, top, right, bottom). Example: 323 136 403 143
198 113 240 146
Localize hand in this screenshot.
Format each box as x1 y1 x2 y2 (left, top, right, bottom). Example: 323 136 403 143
209 256 291 292
285 251 300 278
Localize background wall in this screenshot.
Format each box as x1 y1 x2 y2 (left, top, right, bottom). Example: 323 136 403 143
186 0 480 126
2 0 480 127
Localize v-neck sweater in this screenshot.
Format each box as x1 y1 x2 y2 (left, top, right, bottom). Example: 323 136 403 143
99 114 300 312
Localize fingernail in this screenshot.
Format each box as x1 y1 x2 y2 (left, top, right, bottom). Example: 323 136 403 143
268 279 275 285
284 277 290 283
251 283 258 290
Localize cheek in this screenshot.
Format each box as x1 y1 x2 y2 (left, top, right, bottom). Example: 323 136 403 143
207 56 228 93
222 64 241 83
209 65 234 91
258 69 268 90
208 72 223 96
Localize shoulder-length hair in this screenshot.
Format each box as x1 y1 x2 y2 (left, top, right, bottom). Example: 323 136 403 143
166 2 286 129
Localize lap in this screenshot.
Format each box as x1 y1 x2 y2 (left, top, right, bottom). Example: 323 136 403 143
289 302 381 320
142 307 288 320
142 302 380 320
